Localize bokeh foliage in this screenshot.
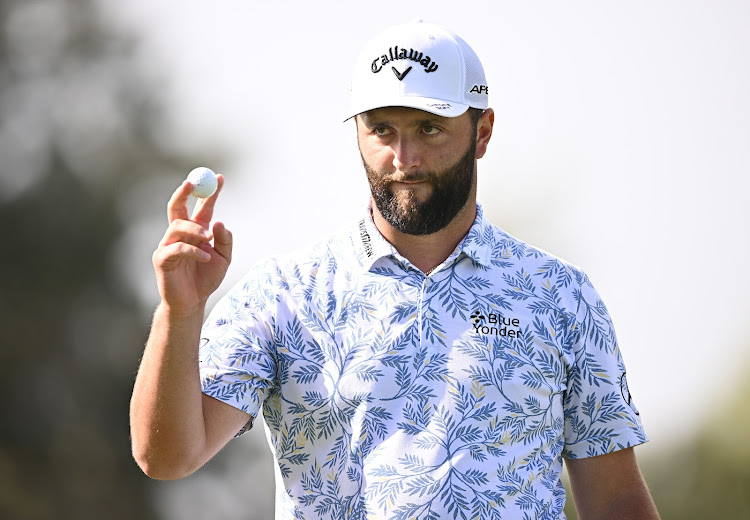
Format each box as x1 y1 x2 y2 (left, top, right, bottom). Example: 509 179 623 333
0 0 204 517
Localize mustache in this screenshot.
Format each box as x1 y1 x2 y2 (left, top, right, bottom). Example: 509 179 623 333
385 172 434 183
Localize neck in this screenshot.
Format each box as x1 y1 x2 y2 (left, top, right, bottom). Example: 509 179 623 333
371 188 477 275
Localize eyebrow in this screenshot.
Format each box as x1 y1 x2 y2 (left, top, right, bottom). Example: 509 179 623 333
360 113 447 128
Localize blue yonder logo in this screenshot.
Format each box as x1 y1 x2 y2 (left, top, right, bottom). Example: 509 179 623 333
470 310 522 338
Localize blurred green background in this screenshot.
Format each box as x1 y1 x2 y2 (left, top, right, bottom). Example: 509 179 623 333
1 0 748 518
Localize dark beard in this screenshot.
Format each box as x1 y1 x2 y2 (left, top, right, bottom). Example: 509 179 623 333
363 138 477 236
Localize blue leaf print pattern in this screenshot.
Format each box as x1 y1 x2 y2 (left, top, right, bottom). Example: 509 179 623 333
198 205 647 519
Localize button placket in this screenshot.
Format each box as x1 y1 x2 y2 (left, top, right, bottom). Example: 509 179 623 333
418 275 441 352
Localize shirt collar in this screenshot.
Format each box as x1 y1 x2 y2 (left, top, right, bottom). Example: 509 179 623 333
352 201 397 271
457 203 494 268
351 201 495 272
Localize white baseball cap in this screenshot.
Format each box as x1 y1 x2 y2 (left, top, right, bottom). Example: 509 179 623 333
345 21 489 121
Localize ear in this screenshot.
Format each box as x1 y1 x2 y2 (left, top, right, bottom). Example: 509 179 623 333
474 108 494 159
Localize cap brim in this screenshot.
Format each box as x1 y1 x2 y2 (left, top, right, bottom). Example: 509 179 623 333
343 96 470 122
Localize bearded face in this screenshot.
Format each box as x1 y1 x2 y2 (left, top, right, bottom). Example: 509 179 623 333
362 134 477 236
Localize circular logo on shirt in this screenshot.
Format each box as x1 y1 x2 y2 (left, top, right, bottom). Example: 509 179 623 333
620 372 640 416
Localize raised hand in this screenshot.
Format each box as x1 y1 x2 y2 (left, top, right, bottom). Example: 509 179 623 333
152 174 232 313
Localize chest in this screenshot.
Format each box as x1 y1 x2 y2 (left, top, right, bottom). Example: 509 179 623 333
272 265 576 432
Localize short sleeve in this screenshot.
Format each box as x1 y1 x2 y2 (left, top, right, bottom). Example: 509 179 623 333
199 263 279 435
562 273 648 459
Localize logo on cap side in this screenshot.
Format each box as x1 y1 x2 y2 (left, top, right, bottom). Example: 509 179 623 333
470 85 489 94
371 46 439 74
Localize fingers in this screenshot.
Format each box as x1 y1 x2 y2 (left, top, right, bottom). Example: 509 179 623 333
212 221 233 264
154 219 231 267
160 219 213 248
167 174 224 227
167 180 194 224
191 174 224 227
158 174 230 270
153 241 212 269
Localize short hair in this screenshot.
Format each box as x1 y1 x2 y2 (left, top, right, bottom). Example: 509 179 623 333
467 107 484 128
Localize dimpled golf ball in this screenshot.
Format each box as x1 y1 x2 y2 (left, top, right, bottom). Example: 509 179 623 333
186 167 218 198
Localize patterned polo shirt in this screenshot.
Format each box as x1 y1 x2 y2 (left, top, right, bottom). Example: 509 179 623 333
198 203 647 520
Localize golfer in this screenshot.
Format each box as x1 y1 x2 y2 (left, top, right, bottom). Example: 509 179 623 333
131 21 660 519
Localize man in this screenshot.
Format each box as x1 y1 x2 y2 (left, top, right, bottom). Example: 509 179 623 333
131 21 660 519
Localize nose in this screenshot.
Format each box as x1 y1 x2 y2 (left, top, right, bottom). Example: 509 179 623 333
391 135 421 172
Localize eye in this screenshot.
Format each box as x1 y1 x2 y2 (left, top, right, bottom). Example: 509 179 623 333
373 126 391 136
422 125 440 135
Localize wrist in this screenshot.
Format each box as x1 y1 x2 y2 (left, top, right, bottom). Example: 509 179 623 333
156 300 207 322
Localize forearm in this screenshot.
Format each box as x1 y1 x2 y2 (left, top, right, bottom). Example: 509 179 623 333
130 302 207 479
577 484 660 520
567 448 660 520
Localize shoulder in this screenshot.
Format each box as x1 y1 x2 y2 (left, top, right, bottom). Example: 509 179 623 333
239 224 360 290
462 213 605 325
209 227 357 324
475 223 623 353
471 217 588 286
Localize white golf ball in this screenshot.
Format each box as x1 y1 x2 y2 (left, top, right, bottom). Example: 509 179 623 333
186 167 218 198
